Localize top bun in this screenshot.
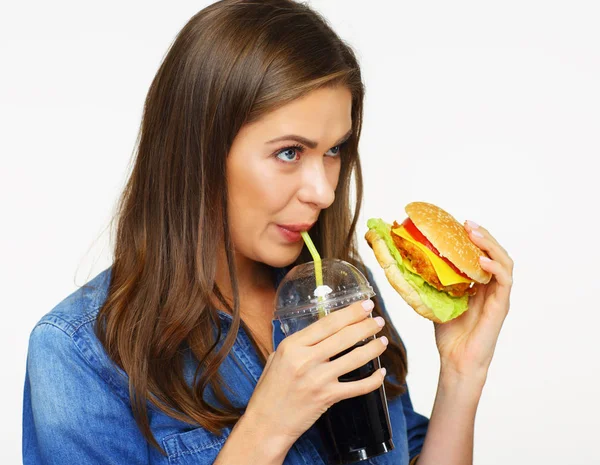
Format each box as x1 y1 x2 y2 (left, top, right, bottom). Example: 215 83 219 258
405 202 492 284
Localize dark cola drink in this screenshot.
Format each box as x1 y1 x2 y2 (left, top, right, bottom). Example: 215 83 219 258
274 259 394 464
315 338 394 464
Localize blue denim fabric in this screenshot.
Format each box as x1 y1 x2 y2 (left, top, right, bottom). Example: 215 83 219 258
23 266 429 464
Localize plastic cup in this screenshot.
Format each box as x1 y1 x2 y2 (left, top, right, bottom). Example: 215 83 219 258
274 258 394 464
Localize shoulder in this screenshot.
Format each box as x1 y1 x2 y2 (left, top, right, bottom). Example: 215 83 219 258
33 267 112 336
26 267 127 396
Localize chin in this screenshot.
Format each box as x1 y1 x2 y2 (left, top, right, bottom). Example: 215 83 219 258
260 243 303 269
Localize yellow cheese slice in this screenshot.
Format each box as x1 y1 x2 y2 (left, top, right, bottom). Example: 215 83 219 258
404 257 417 274
392 225 472 286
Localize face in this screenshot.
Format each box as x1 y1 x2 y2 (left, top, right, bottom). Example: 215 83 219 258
226 86 353 269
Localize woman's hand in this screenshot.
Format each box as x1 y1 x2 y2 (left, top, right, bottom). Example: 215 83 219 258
433 220 513 384
243 300 388 453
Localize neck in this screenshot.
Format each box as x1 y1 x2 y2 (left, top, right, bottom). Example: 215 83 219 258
213 248 275 309
213 248 280 358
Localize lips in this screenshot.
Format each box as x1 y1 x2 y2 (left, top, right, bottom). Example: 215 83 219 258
277 222 316 232
276 222 317 243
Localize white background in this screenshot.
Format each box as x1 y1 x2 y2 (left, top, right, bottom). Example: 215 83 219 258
2 1 599 463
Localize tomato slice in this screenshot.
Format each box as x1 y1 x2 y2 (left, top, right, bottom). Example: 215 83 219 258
400 218 471 280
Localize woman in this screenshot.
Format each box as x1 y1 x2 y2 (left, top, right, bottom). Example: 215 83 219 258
22 1 513 464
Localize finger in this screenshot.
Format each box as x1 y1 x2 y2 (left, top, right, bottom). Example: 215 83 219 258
476 226 510 260
464 222 513 272
332 366 386 402
479 256 513 290
294 299 375 346
473 275 511 341
313 314 385 360
326 336 388 378
464 220 502 249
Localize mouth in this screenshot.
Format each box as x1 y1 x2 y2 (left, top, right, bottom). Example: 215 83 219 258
277 222 316 232
276 222 316 242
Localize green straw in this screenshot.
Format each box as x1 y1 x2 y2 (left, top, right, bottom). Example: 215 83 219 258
300 231 327 318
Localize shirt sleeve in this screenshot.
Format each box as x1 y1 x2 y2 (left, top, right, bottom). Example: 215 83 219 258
365 266 430 461
23 322 149 465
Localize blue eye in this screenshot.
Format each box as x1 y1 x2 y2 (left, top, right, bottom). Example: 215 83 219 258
275 144 304 163
325 145 341 157
273 140 347 164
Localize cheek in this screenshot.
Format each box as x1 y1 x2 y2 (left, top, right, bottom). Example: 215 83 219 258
228 160 293 235
253 173 292 213
232 170 289 215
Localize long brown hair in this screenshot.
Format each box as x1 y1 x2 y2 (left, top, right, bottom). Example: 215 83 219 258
96 0 408 455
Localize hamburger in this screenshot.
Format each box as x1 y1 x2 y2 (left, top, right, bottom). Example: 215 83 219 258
365 202 492 323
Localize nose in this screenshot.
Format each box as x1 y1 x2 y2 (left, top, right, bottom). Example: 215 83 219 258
297 157 336 209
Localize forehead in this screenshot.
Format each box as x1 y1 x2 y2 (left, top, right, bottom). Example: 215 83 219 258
239 86 353 146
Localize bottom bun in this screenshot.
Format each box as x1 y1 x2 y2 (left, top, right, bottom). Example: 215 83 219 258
365 229 444 324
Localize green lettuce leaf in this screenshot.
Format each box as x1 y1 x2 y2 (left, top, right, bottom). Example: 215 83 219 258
367 218 468 322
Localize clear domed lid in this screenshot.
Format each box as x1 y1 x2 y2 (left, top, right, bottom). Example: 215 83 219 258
274 258 375 320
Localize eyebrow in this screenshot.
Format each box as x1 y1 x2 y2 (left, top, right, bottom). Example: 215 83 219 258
265 128 353 149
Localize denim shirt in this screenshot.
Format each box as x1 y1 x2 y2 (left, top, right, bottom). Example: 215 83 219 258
23 266 429 465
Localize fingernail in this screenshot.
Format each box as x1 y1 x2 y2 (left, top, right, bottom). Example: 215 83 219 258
466 220 479 229
374 316 385 327
362 300 375 312
380 336 389 346
471 230 483 238
380 367 387 377
479 256 492 263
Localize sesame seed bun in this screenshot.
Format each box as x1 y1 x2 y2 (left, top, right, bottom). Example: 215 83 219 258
405 202 491 284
